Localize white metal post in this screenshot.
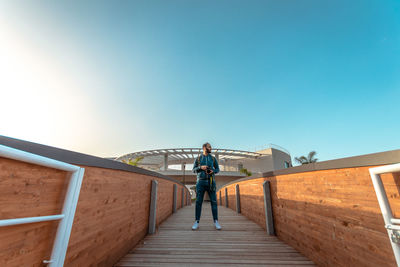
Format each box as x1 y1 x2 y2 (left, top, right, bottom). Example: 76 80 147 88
0 144 84 266
50 167 84 267
369 163 400 267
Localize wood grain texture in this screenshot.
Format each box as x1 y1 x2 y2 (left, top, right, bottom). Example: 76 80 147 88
0 157 66 267
115 205 314 267
0 157 189 267
217 166 399 267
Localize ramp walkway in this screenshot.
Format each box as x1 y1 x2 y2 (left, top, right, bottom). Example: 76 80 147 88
115 204 315 267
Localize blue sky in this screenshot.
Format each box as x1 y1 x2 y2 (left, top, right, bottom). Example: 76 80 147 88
1 0 399 163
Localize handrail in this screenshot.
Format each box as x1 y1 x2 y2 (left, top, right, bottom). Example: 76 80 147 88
0 144 85 267
369 163 400 267
0 135 187 187
0 214 65 227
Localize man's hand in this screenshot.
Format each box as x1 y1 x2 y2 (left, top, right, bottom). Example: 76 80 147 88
200 166 213 173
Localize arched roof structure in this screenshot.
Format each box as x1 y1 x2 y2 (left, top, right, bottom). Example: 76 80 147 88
115 148 264 169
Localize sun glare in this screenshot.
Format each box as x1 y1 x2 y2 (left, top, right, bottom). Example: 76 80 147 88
0 18 95 149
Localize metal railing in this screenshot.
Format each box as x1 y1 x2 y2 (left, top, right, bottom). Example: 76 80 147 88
369 163 400 267
0 144 85 267
251 143 291 155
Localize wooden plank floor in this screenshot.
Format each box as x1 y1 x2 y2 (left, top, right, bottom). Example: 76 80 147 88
115 203 315 267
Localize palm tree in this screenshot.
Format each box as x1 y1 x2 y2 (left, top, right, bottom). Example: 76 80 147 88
239 167 252 177
122 156 144 166
294 151 318 165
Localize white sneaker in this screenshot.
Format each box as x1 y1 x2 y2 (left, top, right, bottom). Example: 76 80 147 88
214 220 222 230
192 220 199 230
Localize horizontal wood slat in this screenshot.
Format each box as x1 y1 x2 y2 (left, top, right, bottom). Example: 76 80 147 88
115 205 314 267
0 156 189 267
217 166 399 267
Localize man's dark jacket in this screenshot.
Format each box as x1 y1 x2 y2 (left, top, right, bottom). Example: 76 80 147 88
192 153 220 181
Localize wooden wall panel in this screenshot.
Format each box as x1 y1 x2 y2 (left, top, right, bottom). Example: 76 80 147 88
218 166 399 267
0 157 188 267
64 167 153 267
155 179 174 227
0 157 68 219
227 186 236 211
237 178 266 229
0 157 66 267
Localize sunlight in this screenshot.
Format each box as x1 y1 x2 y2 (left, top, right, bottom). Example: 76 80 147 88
0 18 95 148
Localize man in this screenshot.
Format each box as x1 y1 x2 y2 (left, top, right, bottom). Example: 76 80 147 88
191 142 221 230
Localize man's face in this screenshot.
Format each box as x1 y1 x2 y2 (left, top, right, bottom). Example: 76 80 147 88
205 144 212 153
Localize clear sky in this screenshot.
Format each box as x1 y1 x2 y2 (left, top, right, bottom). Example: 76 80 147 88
1 0 399 163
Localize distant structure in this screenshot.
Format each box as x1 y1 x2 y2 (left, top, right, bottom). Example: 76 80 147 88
113 145 292 197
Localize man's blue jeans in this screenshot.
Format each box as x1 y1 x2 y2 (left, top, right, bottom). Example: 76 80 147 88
195 179 218 221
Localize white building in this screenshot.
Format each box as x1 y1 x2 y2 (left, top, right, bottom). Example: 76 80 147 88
113 145 292 199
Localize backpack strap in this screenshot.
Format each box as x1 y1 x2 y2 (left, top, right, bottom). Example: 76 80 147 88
210 155 216 191
197 154 202 166
197 154 215 167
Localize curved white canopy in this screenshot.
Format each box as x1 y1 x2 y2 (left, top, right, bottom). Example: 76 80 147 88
115 148 264 168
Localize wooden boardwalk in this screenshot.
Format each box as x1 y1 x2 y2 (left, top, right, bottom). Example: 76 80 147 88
115 204 315 267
